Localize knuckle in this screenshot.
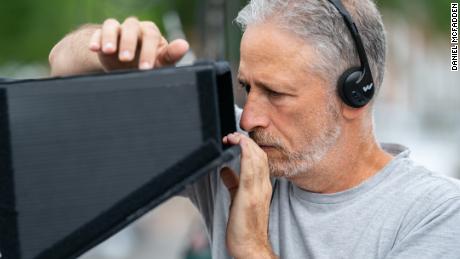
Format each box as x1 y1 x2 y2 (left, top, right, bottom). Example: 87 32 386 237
142 27 159 38
120 29 138 40
241 175 255 189
119 31 137 44
124 16 139 23
247 200 259 209
142 23 160 38
120 39 137 50
141 21 158 30
103 18 120 27
121 21 139 31
241 140 251 150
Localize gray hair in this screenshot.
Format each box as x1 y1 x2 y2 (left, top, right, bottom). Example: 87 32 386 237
235 0 387 95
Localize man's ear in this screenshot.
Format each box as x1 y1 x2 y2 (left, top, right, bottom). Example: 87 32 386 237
340 101 370 120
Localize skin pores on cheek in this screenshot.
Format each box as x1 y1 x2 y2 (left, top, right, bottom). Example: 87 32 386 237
260 93 341 178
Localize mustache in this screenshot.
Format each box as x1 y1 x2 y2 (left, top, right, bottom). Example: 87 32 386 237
249 130 284 150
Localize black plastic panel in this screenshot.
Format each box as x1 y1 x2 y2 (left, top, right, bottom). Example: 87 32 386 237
0 62 237 259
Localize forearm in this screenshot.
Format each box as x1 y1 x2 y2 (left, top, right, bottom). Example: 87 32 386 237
49 24 103 76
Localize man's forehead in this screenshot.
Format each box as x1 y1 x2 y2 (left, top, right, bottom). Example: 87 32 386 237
241 36 299 63
239 23 315 73
241 23 311 53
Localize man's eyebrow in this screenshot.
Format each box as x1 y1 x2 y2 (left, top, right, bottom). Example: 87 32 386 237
237 75 296 93
237 77 273 91
254 79 280 92
256 78 298 94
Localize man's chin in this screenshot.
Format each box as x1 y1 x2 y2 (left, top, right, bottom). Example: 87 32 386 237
268 158 312 179
269 168 307 178
269 167 301 178
267 153 287 173
268 160 294 178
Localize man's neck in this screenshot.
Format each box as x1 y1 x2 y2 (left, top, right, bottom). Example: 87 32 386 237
287 127 393 194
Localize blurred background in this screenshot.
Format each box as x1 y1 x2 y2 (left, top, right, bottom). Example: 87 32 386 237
1 0 459 258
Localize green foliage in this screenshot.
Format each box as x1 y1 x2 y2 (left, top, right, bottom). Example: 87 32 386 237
0 0 199 65
0 0 453 66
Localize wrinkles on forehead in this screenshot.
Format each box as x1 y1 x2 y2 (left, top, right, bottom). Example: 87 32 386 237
238 22 322 92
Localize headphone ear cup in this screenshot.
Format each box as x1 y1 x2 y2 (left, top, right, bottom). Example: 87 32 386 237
337 68 363 108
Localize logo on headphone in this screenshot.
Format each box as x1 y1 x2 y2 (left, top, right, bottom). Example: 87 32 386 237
362 83 374 92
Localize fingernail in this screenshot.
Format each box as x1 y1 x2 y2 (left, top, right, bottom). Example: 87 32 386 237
121 50 131 60
104 42 115 52
139 61 152 70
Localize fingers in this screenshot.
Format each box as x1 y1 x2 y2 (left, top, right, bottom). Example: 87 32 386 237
156 39 189 67
89 17 189 71
138 21 162 70
119 17 141 62
222 132 272 219
101 18 120 54
223 133 270 188
224 133 265 160
89 29 102 51
220 167 239 201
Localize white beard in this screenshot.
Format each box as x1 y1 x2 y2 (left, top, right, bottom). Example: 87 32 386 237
268 122 341 177
250 101 341 178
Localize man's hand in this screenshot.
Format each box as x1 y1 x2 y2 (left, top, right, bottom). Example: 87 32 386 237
221 133 278 259
49 17 189 76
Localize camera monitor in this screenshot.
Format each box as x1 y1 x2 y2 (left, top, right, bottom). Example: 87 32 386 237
0 62 238 259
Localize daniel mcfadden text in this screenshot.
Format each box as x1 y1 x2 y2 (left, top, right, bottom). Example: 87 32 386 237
452 3 458 71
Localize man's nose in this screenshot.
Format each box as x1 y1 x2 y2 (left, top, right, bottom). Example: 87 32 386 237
239 95 270 132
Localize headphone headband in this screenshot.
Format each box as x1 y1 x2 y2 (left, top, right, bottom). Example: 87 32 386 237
326 0 375 108
326 0 374 85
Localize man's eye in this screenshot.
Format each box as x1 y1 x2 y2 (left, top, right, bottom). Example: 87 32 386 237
240 82 251 93
268 89 283 98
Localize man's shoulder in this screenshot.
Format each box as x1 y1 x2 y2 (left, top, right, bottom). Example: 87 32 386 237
382 161 460 258
410 165 460 202
403 162 460 197
381 143 460 201
388 158 460 214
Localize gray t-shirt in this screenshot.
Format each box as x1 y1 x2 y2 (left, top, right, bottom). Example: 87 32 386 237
270 144 460 259
185 136 460 258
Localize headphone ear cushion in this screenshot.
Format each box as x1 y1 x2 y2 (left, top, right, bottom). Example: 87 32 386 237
337 67 362 107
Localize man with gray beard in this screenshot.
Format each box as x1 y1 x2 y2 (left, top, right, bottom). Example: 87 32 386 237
49 0 460 258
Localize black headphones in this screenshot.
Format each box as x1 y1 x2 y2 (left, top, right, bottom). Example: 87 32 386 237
326 0 375 108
